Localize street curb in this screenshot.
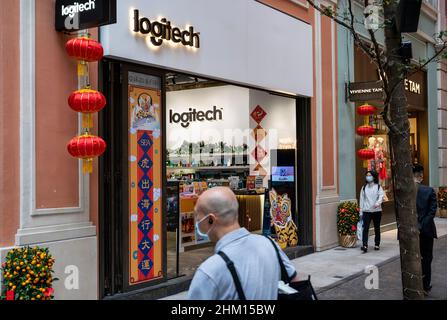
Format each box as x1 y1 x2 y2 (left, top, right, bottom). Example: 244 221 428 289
315 233 447 295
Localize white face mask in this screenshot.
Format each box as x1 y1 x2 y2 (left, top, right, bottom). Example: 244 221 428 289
366 176 374 183
195 214 213 240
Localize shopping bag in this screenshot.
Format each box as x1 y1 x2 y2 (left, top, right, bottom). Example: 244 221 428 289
356 220 363 241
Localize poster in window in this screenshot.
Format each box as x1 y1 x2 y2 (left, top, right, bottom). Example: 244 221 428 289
128 72 163 285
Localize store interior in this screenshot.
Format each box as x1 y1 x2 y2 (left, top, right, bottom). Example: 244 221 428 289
164 73 299 279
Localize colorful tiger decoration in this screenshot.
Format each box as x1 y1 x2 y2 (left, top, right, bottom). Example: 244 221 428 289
269 188 298 249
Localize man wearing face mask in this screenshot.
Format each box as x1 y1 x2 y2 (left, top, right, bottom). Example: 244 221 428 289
413 164 438 295
187 187 299 300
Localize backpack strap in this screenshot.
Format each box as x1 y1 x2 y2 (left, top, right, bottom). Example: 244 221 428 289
264 235 291 284
217 251 246 300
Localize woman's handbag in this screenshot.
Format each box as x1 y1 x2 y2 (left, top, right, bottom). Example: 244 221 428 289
264 236 318 300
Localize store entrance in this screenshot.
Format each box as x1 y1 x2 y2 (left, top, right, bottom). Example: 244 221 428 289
99 59 314 298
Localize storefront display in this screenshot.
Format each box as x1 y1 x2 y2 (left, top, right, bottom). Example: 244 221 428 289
353 45 429 227
97 0 313 297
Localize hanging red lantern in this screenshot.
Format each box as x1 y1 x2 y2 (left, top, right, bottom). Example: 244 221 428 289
68 89 106 128
65 37 104 62
357 148 375 160
67 134 107 174
357 104 376 116
356 125 376 136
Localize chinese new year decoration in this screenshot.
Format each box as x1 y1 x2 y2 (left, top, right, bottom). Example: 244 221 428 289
65 34 106 174
67 134 107 173
1 246 57 300
356 103 376 167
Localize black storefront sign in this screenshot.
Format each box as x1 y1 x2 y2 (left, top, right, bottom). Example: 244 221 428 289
347 81 384 102
55 0 116 32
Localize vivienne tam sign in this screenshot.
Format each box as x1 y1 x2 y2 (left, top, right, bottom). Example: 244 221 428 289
55 0 116 32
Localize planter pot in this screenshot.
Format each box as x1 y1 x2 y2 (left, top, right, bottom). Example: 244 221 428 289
439 208 447 218
338 234 357 248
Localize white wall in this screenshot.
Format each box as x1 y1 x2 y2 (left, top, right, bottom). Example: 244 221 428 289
166 85 249 150
101 0 313 96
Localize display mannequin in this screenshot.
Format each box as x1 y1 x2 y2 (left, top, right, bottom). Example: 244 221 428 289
367 137 377 172
375 137 387 181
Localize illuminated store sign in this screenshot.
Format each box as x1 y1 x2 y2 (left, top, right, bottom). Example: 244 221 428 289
169 106 223 128
133 10 200 48
55 0 116 32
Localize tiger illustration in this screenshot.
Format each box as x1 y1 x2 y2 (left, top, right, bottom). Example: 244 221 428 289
269 188 298 249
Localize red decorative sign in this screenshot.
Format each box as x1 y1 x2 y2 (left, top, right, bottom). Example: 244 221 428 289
251 145 267 163
250 105 267 124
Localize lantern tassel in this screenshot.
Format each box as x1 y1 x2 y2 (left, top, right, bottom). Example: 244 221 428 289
82 158 93 174
363 160 368 168
82 113 93 128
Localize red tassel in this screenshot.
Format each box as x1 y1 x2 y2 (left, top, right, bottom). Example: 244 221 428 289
6 290 15 300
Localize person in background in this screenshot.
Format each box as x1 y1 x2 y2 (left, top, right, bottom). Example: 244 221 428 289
413 164 437 295
188 187 299 300
359 170 384 253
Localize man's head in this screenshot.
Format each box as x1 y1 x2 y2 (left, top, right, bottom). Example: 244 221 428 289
194 187 240 242
413 164 424 183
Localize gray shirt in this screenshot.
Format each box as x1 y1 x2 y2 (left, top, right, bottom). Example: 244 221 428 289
187 228 297 300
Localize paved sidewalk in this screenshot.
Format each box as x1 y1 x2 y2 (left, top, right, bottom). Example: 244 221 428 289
161 218 447 300
319 234 447 300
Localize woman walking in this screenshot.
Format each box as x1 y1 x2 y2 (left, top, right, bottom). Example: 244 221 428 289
359 170 384 253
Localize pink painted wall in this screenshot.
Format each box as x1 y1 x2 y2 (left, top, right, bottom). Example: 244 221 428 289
0 0 20 247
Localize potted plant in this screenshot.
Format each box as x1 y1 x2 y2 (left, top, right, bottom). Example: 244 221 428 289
438 186 447 218
337 201 361 248
1 246 57 300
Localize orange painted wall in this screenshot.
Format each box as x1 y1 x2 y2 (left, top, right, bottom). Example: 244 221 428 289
321 15 335 187
259 0 313 23
34 1 98 224
35 1 79 209
0 0 20 247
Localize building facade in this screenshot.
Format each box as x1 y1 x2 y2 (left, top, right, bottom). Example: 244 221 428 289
438 0 447 186
337 0 441 231
0 0 340 299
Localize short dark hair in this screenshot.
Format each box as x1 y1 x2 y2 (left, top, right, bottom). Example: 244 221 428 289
413 164 424 174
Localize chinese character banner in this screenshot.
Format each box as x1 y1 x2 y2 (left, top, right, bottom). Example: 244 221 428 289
128 78 163 285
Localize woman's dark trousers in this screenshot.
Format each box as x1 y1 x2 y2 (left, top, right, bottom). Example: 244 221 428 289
362 211 382 247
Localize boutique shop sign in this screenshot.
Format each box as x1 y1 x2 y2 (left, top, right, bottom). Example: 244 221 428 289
348 78 422 102
132 10 200 48
55 0 116 32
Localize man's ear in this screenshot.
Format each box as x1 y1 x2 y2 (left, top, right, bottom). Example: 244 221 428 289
208 213 217 224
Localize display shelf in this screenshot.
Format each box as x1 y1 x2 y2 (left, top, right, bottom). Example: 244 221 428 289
181 232 195 237
167 166 249 171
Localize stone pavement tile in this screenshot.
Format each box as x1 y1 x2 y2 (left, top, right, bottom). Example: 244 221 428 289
318 234 447 300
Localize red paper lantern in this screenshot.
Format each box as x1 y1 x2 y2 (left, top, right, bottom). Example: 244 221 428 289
68 89 106 128
65 37 104 62
67 134 107 173
357 104 376 116
357 148 375 160
356 125 376 136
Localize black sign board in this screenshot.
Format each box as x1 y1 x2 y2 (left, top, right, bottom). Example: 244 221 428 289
55 0 116 32
348 81 384 102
